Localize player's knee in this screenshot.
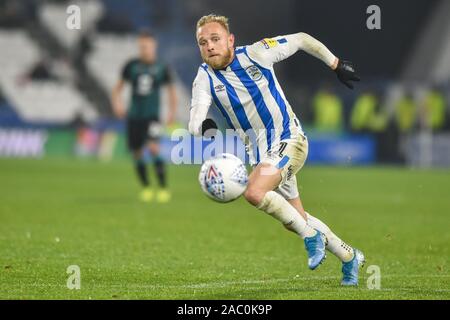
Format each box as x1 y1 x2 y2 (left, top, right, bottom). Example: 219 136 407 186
244 186 266 207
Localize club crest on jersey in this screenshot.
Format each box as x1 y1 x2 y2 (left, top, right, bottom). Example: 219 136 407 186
245 65 263 81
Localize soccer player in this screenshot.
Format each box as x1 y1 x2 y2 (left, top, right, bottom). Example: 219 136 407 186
189 15 364 286
112 30 178 203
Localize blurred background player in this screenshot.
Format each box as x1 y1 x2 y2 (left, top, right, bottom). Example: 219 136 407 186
111 30 178 203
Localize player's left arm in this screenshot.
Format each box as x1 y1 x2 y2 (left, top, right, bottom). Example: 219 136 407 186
248 33 360 89
294 33 361 89
162 65 178 126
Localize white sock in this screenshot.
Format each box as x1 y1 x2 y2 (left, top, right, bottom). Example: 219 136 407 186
257 191 317 239
305 211 354 262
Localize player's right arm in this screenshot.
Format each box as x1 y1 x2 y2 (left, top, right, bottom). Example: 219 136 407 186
188 68 213 136
111 60 133 119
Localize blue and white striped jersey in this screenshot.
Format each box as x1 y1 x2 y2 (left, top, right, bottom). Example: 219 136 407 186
190 34 335 164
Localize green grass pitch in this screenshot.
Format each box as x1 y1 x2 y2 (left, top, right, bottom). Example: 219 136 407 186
0 158 449 299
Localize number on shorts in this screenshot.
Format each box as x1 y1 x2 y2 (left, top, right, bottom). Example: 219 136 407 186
278 142 287 157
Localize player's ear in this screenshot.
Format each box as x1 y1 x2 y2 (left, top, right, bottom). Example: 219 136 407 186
228 33 235 48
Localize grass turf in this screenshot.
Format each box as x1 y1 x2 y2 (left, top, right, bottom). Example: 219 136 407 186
0 158 449 299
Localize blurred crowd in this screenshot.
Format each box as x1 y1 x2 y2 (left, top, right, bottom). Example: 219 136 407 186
307 85 449 134
290 83 449 163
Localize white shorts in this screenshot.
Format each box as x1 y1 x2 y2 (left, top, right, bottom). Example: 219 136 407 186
260 132 309 200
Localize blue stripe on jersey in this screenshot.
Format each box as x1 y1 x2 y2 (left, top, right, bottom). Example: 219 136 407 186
232 56 275 151
211 67 260 163
277 38 287 44
200 66 235 130
212 69 252 133
242 48 291 141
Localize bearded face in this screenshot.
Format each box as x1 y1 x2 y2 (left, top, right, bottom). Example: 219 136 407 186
201 45 233 69
197 22 235 70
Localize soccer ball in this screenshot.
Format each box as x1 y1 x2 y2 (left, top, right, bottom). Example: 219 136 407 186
198 153 248 203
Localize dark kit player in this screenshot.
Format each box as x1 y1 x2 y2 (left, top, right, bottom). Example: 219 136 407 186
112 30 178 203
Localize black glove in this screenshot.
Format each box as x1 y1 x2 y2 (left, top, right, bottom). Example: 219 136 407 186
334 60 360 89
201 118 218 139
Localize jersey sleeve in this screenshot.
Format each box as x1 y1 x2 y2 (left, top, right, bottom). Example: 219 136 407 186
121 60 134 82
246 33 336 69
246 35 299 68
189 67 212 136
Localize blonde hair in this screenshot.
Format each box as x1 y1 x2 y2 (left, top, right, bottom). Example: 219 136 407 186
196 14 230 34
